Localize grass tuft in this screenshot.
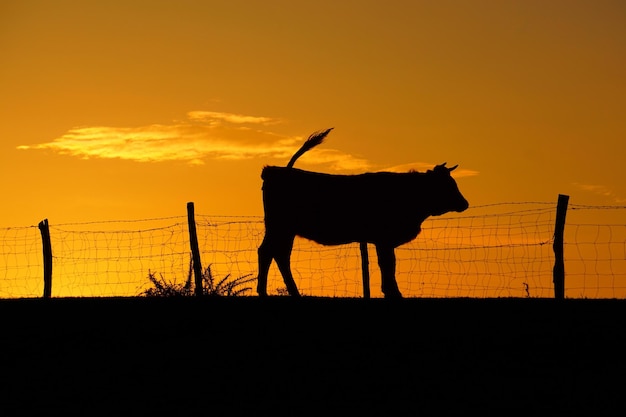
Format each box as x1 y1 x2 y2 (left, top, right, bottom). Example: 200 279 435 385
140 255 255 297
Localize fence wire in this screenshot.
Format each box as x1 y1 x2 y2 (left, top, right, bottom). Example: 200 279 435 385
1 202 624 298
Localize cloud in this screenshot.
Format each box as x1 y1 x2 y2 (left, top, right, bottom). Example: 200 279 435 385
383 162 479 178
18 111 478 176
300 149 372 171
575 183 613 196
573 183 626 203
17 111 369 170
186 111 277 125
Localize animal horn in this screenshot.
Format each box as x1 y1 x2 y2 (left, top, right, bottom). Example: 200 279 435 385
448 164 458 172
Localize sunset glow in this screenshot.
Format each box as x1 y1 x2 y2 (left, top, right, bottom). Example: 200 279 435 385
2 1 625 298
17 111 374 168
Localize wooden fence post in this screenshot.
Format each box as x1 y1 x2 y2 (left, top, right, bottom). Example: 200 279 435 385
360 242 370 299
553 194 569 299
187 202 204 297
38 219 52 299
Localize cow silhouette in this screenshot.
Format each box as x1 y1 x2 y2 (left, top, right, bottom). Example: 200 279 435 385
256 128 469 298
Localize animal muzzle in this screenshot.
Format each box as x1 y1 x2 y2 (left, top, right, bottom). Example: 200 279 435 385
456 198 469 212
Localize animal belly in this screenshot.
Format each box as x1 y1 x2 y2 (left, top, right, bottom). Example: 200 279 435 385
295 214 373 245
296 213 421 247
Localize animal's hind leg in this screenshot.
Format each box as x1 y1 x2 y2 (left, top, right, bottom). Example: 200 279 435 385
375 245 402 298
273 236 301 297
256 234 274 296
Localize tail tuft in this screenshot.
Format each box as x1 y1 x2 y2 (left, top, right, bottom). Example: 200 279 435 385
286 128 333 168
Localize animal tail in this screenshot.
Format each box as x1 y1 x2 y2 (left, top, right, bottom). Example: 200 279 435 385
286 128 333 168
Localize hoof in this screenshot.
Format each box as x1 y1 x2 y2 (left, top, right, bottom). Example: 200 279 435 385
383 291 403 299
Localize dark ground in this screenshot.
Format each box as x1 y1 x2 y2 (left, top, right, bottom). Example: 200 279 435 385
1 297 625 415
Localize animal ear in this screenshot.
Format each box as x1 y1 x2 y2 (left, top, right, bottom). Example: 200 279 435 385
435 162 447 170
448 164 458 172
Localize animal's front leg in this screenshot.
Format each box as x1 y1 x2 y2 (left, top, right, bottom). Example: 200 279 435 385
375 245 402 298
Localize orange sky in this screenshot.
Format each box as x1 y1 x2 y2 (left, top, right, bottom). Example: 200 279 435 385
1 0 625 227
1 1 626 298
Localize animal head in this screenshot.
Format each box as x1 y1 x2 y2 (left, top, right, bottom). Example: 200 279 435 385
425 162 469 215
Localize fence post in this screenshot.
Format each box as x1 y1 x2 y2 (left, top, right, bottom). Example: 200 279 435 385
552 194 569 299
360 242 370 299
38 219 52 299
187 202 204 297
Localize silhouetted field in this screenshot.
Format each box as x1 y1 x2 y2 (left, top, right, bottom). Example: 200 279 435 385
2 297 625 414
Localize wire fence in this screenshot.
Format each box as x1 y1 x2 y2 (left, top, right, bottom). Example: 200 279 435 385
1 201 625 299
